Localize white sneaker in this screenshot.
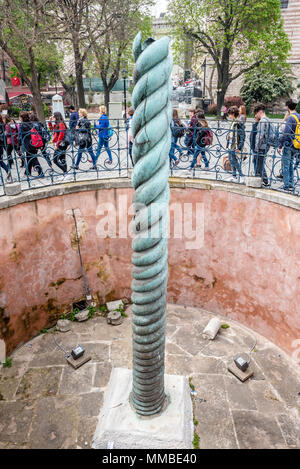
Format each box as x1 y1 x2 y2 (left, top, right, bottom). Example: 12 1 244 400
239 177 245 184
228 176 237 183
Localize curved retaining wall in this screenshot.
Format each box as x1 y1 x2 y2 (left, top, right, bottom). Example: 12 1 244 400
0 178 299 357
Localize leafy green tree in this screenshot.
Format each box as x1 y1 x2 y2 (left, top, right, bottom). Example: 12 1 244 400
0 0 57 120
90 0 152 112
241 70 295 106
168 0 291 116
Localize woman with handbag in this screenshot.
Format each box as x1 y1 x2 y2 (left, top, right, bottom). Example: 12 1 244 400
93 105 113 165
169 109 185 165
72 108 96 170
48 112 69 174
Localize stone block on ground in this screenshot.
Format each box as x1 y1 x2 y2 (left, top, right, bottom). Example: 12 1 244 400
106 300 124 312
92 368 193 449
245 176 262 188
5 182 22 196
107 311 123 326
56 319 71 332
75 309 89 322
0 339 5 363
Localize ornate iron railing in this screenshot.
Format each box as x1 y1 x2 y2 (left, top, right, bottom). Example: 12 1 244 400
0 118 299 196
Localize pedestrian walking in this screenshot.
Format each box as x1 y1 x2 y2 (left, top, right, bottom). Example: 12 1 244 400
48 112 69 174
69 105 79 132
93 105 113 165
184 108 197 156
29 113 51 168
127 107 135 167
226 106 244 183
0 115 11 181
169 109 185 165
72 109 96 170
19 111 44 177
278 99 300 191
253 103 272 187
3 115 19 168
189 116 211 171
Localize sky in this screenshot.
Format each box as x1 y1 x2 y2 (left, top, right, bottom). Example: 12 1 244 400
151 0 168 17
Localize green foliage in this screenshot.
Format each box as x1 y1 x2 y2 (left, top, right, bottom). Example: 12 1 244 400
168 0 291 113
99 305 108 313
70 308 80 322
221 324 230 329
2 357 12 368
192 432 200 449
241 71 295 105
11 105 21 118
188 377 195 391
87 305 96 320
43 103 50 118
116 303 128 317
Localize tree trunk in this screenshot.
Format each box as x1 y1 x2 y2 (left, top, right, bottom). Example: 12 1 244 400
103 86 110 115
30 64 45 122
74 45 85 108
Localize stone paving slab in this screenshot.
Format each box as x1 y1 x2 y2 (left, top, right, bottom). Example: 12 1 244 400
0 303 299 449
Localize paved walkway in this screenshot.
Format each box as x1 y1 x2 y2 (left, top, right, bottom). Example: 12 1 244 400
0 304 299 449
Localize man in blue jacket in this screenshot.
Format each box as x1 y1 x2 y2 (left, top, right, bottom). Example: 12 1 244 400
69 106 79 131
278 99 300 191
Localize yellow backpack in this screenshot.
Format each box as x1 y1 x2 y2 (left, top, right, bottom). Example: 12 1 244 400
291 113 300 149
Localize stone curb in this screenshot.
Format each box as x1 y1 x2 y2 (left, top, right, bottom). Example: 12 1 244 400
0 177 299 211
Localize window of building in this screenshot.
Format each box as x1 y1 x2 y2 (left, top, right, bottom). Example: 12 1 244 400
280 0 289 8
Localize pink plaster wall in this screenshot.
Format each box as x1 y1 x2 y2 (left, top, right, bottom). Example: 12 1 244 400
0 186 299 356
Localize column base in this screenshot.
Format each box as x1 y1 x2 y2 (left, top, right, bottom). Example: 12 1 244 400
92 367 193 449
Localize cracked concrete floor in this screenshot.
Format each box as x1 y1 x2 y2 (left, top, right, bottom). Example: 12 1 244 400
0 304 299 449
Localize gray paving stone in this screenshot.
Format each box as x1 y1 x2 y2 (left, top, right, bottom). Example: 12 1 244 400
172 325 208 356
0 400 35 446
192 375 237 449
249 380 286 414
77 416 98 449
79 342 110 363
16 367 62 400
253 348 300 408
94 362 113 388
232 410 287 449
0 360 28 401
28 396 80 449
59 363 95 395
79 391 104 417
224 375 258 411
277 413 300 448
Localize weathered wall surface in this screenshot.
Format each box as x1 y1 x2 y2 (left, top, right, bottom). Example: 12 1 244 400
0 180 299 356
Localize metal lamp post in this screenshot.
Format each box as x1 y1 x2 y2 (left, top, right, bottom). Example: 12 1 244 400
122 68 127 122
130 32 173 416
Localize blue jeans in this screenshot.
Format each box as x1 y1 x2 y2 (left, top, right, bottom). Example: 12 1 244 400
169 136 182 162
96 135 112 162
184 134 194 155
191 145 209 168
282 146 299 189
228 150 243 177
75 145 96 167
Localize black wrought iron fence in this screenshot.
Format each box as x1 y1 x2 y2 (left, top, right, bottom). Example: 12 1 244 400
0 118 299 196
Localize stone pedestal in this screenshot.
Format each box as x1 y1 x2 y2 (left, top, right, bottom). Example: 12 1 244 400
5 182 22 196
92 368 193 449
245 176 262 188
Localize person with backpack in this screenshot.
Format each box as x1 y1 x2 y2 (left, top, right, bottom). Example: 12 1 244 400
226 106 245 183
29 113 51 169
169 109 185 165
0 115 11 181
19 111 44 177
3 115 19 168
48 112 69 174
278 99 300 192
93 105 113 165
184 108 198 156
189 115 211 171
254 103 274 187
72 108 96 170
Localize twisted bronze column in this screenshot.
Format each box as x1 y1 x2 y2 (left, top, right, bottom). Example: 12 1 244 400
130 32 173 416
